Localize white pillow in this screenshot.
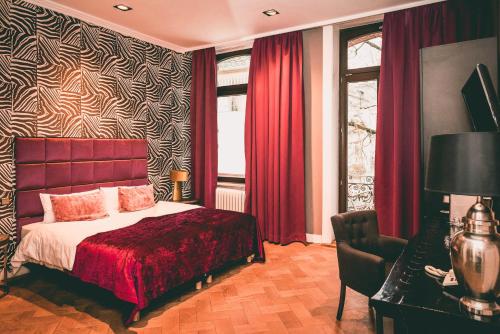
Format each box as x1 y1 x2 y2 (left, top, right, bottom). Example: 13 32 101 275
40 189 100 223
100 187 119 214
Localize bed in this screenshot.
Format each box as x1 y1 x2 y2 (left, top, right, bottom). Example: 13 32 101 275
11 138 264 324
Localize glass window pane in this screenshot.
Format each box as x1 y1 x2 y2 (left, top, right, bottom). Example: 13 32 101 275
348 32 382 69
217 94 246 176
217 55 251 87
347 80 377 211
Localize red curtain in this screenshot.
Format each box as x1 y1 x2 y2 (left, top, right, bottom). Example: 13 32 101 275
375 1 494 238
190 48 217 208
244 31 306 245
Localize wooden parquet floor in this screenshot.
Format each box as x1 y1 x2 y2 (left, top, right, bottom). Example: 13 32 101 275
0 242 382 334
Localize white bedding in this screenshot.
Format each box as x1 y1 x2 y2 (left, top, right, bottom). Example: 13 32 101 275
12 201 200 272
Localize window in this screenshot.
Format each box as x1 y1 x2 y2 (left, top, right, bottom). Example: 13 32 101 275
340 23 382 212
216 49 251 183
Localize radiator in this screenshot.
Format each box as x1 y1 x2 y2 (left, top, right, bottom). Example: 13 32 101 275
216 187 245 212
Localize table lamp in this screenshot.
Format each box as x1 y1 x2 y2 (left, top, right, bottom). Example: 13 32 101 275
170 170 188 202
425 132 500 316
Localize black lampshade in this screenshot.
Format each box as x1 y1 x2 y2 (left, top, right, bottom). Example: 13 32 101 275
425 132 500 196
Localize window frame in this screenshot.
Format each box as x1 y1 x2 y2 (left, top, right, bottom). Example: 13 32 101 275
216 48 252 183
339 22 382 213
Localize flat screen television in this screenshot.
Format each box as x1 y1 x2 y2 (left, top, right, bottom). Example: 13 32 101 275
461 64 500 131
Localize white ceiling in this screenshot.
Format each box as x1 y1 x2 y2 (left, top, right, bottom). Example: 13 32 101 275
29 0 442 52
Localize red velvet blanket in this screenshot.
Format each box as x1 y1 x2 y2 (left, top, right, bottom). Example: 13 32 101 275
71 208 264 324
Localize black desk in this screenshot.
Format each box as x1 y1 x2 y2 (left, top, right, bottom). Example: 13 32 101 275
370 219 500 334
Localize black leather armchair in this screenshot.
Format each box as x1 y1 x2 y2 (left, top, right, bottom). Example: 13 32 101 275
331 210 407 320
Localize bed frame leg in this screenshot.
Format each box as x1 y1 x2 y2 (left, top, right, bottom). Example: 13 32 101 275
246 254 255 263
133 311 140 322
195 281 202 290
206 274 213 284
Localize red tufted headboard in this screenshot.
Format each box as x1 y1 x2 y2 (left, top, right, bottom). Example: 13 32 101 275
15 138 148 239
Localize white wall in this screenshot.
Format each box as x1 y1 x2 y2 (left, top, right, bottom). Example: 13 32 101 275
303 28 323 236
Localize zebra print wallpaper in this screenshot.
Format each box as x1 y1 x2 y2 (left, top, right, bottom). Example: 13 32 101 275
0 0 192 264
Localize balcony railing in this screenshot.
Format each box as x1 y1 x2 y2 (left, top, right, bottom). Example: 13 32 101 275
347 176 374 211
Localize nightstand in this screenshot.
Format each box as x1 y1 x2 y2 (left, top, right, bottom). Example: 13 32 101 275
171 199 201 205
0 234 9 297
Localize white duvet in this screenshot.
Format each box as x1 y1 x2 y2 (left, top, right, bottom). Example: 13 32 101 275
12 201 199 272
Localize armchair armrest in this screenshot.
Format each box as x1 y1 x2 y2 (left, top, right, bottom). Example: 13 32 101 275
377 235 408 262
336 242 386 297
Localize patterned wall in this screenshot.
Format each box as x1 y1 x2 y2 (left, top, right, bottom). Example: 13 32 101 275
0 0 192 264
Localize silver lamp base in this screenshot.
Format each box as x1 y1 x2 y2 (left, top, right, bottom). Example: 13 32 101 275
450 198 500 319
460 296 500 317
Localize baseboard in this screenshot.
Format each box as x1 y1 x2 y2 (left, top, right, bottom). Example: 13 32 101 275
306 233 323 244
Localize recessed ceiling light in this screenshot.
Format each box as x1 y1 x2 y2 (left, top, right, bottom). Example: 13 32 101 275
114 4 133 11
263 9 279 17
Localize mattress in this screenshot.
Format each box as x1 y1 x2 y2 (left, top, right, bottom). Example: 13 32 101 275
70 207 264 324
21 221 44 239
12 201 200 272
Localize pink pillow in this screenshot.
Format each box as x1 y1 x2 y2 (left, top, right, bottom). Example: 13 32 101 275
118 185 155 212
50 192 108 222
